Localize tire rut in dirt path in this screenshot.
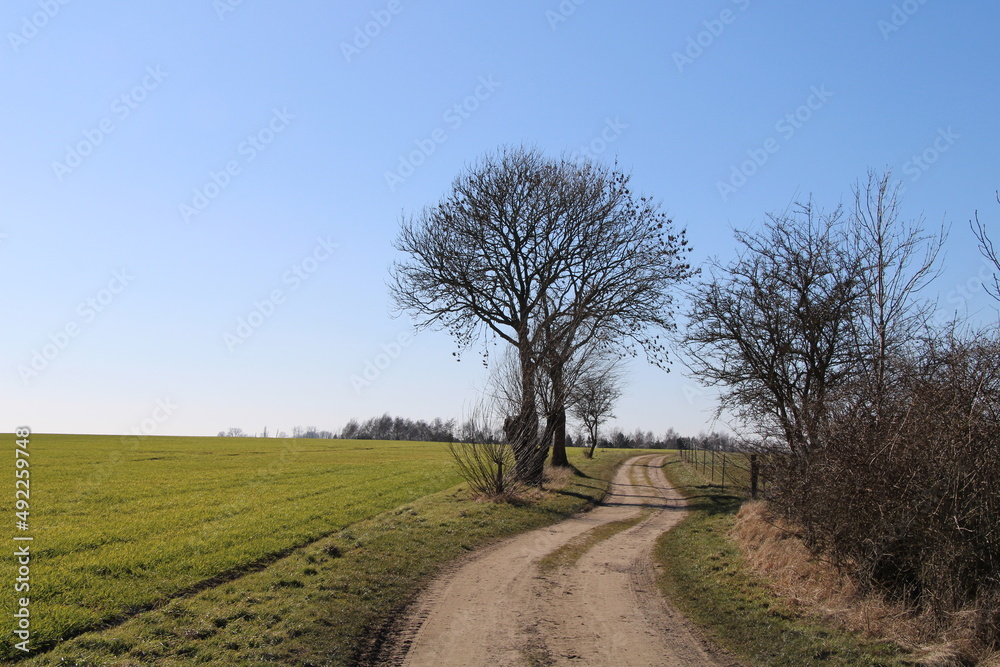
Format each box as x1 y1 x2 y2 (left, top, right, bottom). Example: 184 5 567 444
378 455 740 667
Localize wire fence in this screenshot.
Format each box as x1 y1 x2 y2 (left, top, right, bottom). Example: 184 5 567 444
677 447 769 498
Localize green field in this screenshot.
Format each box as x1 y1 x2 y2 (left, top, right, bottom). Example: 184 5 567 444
2 434 462 659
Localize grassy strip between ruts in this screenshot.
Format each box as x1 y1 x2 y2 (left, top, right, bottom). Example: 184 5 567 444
537 509 652 574
655 453 910 667
17 448 638 666
537 457 655 574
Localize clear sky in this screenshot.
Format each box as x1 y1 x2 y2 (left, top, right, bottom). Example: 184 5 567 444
2 1 998 439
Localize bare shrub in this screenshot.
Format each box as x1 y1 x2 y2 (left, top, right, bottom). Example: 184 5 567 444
767 331 1000 653
447 438 575 501
684 172 997 653
735 503 908 631
734 501 999 664
447 404 522 500
447 440 520 500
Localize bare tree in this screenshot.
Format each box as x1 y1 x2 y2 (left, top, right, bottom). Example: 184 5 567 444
850 170 946 421
683 201 861 457
390 147 575 483
529 184 694 467
684 174 941 455
570 358 624 458
390 146 693 483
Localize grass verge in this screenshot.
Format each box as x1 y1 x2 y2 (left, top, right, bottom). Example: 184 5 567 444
18 449 637 666
655 454 909 667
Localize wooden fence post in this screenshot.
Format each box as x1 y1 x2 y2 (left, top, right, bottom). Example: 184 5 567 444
750 454 759 499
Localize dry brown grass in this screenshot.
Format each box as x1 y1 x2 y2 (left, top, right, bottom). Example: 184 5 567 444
542 462 575 489
732 500 1000 666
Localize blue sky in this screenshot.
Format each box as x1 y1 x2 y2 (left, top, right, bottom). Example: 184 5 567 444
2 1 998 438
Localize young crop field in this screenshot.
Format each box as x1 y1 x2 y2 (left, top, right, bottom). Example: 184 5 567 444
1 433 462 659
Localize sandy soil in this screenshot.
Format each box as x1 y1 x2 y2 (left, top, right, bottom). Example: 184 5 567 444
377 455 740 667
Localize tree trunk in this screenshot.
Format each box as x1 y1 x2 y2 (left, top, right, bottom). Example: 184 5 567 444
513 337 543 485
587 424 599 458
549 407 568 466
549 361 570 467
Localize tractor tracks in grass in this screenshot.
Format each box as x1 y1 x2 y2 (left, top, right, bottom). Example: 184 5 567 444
375 454 742 667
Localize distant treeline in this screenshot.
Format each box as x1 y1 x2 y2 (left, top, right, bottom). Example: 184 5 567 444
217 414 734 451
607 428 738 452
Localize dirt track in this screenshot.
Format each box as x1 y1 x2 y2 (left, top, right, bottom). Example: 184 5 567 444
378 455 738 667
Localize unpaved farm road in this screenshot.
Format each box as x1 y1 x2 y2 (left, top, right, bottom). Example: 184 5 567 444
377 455 740 667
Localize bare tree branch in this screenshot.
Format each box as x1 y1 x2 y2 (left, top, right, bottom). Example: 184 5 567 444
971 190 1000 301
